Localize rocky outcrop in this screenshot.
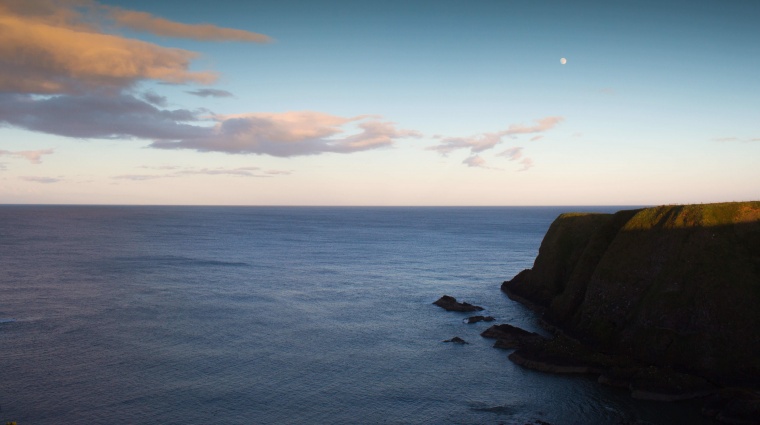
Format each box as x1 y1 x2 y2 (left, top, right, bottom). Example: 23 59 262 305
481 323 544 349
502 201 760 387
465 315 495 324
433 295 484 312
443 336 469 344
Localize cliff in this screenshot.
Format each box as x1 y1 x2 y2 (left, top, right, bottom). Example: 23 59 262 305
502 201 760 385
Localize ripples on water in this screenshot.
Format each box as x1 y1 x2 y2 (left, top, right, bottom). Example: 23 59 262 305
0 206 713 424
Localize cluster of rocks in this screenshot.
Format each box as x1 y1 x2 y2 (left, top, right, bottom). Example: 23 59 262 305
433 295 487 344
433 295 760 424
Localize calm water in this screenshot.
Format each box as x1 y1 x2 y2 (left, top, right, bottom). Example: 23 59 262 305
0 206 713 424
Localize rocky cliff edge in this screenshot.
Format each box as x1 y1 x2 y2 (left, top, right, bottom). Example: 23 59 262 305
502 201 760 386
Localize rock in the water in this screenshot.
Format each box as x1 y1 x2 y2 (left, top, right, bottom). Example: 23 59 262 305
480 323 545 349
443 336 469 344
481 323 539 340
433 295 484 312
465 315 495 324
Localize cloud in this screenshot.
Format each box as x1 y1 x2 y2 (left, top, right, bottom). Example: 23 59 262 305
150 112 422 157
0 94 419 158
112 174 171 181
178 166 263 177
0 1 417 161
497 147 524 161
21 176 61 183
496 147 535 171
0 148 55 164
142 91 168 107
0 93 209 140
430 116 563 155
518 158 534 171
434 132 505 155
263 170 292 176
0 1 270 95
107 9 272 43
186 89 235 98
462 155 488 168
113 166 291 180
502 116 564 136
0 10 215 94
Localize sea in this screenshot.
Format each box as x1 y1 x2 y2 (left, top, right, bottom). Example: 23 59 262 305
0 206 715 424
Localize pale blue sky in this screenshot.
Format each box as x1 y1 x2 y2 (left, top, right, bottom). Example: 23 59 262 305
1 0 758 205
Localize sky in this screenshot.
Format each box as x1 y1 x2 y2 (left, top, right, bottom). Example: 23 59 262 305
1 0 758 206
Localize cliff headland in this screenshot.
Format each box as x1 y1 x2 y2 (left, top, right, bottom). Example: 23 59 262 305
503 201 760 385
499 201 760 422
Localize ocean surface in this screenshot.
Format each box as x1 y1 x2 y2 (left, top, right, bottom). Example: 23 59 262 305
0 206 714 424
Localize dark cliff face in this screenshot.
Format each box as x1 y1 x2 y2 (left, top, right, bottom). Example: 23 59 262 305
502 202 760 385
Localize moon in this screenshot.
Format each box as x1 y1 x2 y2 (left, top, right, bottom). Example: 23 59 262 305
560 57 567 65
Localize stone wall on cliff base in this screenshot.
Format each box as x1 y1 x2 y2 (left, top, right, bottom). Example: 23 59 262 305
502 201 760 385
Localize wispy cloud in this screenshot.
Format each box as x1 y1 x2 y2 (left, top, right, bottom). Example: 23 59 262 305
0 148 55 164
496 147 533 171
178 166 263 177
107 8 272 43
21 176 61 183
431 117 561 171
150 112 422 157
112 174 171 181
113 166 292 181
186 89 234 98
430 116 563 155
462 155 489 168
517 158 534 171
496 147 524 161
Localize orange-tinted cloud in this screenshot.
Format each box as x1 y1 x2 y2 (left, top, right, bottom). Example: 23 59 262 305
108 9 271 42
0 11 215 94
0 0 270 95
